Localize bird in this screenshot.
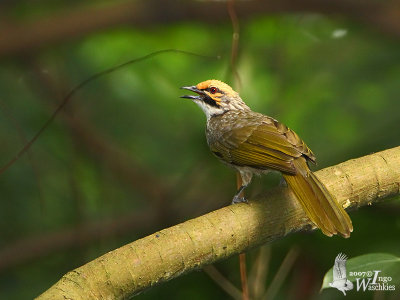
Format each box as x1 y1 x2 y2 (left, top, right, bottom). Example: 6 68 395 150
329 253 354 295
180 79 353 237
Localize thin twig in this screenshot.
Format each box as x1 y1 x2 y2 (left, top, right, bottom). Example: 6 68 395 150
239 253 250 300
0 99 46 212
227 0 242 90
262 247 299 300
228 1 248 298
0 49 218 175
237 173 249 300
27 60 170 201
249 245 271 299
203 265 242 300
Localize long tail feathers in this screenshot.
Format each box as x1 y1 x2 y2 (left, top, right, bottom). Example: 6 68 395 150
283 158 353 238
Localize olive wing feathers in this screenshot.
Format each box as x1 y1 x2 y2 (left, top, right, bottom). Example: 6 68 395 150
208 113 315 174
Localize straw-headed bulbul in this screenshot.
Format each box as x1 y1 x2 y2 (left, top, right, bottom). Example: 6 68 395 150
181 79 353 238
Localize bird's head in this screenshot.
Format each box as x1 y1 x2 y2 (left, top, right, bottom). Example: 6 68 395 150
181 80 250 119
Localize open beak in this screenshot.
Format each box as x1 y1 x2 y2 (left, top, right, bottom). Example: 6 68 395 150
180 85 203 100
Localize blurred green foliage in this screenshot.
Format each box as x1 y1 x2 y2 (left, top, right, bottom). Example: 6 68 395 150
0 3 399 300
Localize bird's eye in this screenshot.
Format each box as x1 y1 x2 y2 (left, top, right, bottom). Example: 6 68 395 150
210 87 217 94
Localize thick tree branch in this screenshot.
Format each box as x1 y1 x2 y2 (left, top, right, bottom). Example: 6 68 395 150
1 0 400 58
36 147 400 299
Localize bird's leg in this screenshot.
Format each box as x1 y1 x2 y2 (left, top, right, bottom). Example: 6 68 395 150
232 184 248 204
232 170 253 204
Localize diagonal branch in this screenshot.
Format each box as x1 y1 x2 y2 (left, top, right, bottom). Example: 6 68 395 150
36 146 400 300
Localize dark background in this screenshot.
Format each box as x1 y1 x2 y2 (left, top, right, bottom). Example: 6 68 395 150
0 1 399 299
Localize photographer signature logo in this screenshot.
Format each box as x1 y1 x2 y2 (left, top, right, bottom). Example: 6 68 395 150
329 253 396 295
329 253 353 295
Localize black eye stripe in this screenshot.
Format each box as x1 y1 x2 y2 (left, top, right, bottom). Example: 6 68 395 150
203 95 220 108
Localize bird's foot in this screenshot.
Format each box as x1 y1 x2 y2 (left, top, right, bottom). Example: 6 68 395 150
279 177 287 187
231 196 248 204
